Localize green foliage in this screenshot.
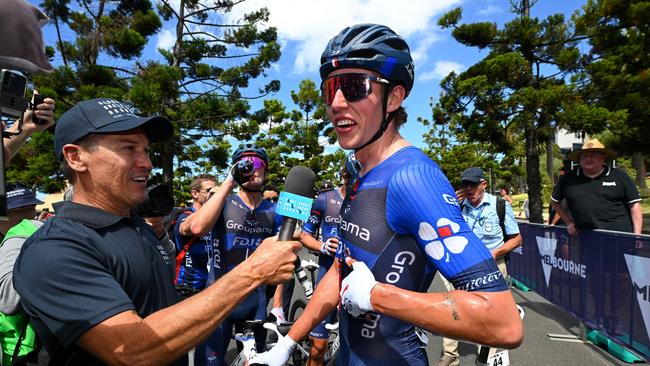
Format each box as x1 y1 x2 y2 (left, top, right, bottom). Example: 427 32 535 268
573 0 650 158
433 1 591 223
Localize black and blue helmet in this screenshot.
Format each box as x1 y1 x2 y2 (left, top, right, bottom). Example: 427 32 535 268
232 143 268 165
320 24 415 96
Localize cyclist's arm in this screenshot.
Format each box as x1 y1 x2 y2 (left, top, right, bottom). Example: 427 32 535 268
300 231 323 252
180 180 236 237
287 261 339 342
381 161 522 348
369 282 522 348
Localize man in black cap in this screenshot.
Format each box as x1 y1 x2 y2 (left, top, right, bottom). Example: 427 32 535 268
0 184 46 365
13 98 300 366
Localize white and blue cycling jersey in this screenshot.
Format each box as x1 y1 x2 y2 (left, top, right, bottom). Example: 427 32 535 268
302 188 344 273
336 147 507 366
302 188 344 339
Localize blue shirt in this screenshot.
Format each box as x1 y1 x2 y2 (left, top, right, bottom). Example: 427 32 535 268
460 192 520 251
302 188 344 272
174 208 217 289
336 147 507 366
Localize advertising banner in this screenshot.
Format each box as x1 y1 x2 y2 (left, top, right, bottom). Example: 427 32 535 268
509 223 650 361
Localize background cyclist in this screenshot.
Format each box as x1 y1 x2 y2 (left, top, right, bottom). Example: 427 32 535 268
251 23 523 366
299 166 349 365
180 144 283 366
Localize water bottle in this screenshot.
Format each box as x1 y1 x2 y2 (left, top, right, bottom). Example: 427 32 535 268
295 259 313 299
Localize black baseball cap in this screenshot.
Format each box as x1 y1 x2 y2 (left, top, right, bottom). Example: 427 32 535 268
54 98 173 162
460 167 486 183
6 187 43 210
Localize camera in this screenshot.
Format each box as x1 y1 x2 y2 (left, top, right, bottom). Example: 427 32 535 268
0 69 48 127
134 184 175 218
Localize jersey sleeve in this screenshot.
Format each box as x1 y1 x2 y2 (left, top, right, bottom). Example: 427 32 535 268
14 228 135 348
551 174 566 202
302 194 325 236
620 170 642 204
386 161 506 292
504 202 520 235
172 211 191 251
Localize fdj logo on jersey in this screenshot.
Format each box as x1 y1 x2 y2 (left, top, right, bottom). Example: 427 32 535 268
232 237 262 248
418 218 468 262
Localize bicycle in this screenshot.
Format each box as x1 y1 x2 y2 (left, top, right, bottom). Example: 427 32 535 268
229 320 265 366
288 258 340 366
248 321 310 366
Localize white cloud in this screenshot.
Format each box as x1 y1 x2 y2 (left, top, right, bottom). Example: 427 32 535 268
420 60 465 81
226 0 462 75
156 29 176 50
477 5 502 16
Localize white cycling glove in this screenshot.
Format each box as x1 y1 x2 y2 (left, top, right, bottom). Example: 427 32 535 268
248 334 296 366
340 261 377 318
270 306 286 325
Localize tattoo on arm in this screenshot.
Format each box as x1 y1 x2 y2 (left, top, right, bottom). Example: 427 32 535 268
443 293 461 321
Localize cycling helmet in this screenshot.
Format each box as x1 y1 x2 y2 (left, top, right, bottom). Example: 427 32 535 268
320 24 414 95
231 143 268 166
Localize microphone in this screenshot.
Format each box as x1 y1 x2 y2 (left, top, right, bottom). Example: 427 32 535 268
275 166 316 299
276 165 316 241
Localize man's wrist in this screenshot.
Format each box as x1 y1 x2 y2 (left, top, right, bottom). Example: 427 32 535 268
368 282 384 312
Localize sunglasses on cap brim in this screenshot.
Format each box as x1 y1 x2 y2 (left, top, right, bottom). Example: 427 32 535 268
321 73 390 105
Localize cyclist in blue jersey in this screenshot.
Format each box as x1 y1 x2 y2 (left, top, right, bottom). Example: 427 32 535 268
299 167 348 365
174 174 217 290
251 23 523 366
179 144 284 366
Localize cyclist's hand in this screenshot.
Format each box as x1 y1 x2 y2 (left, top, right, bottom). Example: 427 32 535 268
321 237 339 256
248 335 296 366
340 257 377 318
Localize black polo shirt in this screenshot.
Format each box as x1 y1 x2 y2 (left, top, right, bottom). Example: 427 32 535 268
14 201 186 366
551 166 641 232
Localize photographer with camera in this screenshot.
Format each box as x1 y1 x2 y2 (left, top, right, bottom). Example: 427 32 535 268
178 144 285 366
13 99 299 366
1 0 56 167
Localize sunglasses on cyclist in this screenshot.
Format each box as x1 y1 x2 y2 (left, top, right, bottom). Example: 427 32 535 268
239 156 266 170
321 73 390 105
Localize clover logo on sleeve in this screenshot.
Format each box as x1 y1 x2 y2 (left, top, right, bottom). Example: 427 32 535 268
418 218 469 262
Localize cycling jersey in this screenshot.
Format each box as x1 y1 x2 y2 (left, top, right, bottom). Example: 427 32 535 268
302 188 343 339
198 194 282 366
173 208 217 290
337 147 507 366
302 188 344 272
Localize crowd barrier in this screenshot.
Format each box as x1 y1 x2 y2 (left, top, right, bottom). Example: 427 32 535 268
509 223 650 361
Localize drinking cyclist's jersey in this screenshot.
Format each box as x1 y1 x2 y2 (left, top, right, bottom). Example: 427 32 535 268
207 194 282 283
337 147 507 366
302 188 344 272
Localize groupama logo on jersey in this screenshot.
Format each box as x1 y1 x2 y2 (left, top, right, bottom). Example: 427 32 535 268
418 218 468 262
624 254 650 341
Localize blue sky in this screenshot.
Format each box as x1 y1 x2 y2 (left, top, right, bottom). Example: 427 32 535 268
38 0 588 149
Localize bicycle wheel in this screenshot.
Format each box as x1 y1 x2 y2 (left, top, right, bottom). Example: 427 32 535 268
289 298 307 322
